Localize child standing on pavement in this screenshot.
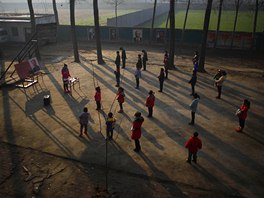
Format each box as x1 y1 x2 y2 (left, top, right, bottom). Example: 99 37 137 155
94 86 101 110
106 112 116 140
61 63 71 93
117 87 125 113
189 93 200 125
142 49 148 71
131 112 144 152
79 107 90 137
134 66 141 89
163 51 169 79
145 90 155 117
185 132 202 164
188 70 197 96
158 68 165 92
235 99 250 133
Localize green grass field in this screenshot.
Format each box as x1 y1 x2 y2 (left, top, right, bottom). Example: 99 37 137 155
140 10 264 32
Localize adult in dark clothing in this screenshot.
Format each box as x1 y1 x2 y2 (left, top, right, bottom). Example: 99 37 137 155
115 51 121 69
188 71 197 96
136 54 142 70
120 47 127 68
142 49 148 71
131 112 144 152
158 68 165 92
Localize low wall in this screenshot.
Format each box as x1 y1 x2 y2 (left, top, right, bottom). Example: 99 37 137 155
57 25 264 51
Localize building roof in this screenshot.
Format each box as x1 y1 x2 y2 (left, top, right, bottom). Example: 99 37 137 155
0 13 55 24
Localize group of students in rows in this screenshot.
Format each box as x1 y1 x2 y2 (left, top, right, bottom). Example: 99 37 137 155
62 49 251 162
79 85 154 152
114 47 148 89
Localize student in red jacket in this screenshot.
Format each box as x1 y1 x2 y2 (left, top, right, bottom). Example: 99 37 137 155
94 86 101 110
61 63 71 93
117 87 125 113
145 90 155 117
131 112 144 152
185 132 202 164
235 99 250 132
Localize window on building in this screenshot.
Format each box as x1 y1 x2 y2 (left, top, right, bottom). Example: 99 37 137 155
11 27 19 36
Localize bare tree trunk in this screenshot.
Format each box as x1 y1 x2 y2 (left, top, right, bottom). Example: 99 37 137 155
168 0 175 69
150 0 157 43
214 0 223 48
165 11 169 29
52 0 59 25
231 0 240 48
93 0 104 64
70 0 80 63
180 0 191 48
252 0 259 49
198 0 213 72
27 0 36 34
115 1 117 27
27 0 41 60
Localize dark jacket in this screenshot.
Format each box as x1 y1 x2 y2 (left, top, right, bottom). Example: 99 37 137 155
158 70 165 82
189 74 197 86
115 54 121 67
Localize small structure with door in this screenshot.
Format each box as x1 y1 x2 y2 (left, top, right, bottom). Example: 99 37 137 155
0 13 57 43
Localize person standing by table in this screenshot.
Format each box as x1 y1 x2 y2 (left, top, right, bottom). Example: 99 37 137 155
61 63 71 93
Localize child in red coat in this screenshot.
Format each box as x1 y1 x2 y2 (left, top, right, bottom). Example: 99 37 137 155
131 112 144 152
235 99 250 132
145 90 155 117
185 132 202 164
94 86 101 110
61 63 71 93
117 87 125 113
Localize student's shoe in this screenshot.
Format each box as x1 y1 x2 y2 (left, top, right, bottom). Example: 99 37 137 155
133 149 140 153
118 110 123 113
188 122 194 125
216 96 221 99
235 127 242 132
186 159 191 164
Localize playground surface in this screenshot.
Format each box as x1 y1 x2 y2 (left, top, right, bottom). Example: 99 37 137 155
0 42 264 198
